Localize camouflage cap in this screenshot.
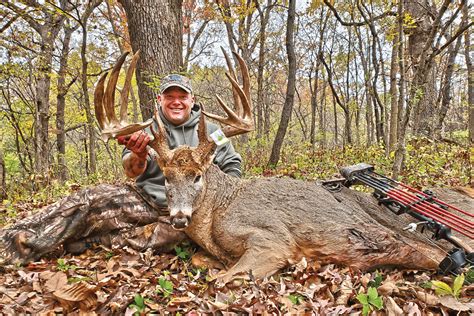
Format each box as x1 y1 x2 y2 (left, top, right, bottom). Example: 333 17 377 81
159 74 193 94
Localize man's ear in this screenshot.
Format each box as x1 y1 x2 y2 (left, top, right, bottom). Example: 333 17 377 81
157 95 162 103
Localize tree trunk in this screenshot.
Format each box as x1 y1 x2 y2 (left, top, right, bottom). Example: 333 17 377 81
56 27 75 182
268 0 296 167
35 41 57 176
81 20 97 175
319 53 351 145
356 28 374 146
319 75 327 148
0 149 5 201
255 0 274 139
388 36 398 152
119 0 183 119
462 4 474 148
309 63 319 147
393 0 406 178
434 35 462 139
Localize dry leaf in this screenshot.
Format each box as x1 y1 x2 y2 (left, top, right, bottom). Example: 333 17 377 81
360 274 371 288
415 291 439 306
44 272 68 293
438 296 471 311
53 281 96 302
378 281 399 296
384 296 403 316
335 276 353 305
403 302 422 316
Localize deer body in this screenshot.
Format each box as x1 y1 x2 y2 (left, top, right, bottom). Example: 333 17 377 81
182 164 440 283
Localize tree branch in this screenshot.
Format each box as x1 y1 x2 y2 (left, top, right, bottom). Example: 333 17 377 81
323 0 396 27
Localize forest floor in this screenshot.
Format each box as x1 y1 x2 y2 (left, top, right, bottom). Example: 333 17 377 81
0 188 473 315
0 140 473 314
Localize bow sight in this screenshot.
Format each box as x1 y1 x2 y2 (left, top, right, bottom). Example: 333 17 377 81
322 163 473 275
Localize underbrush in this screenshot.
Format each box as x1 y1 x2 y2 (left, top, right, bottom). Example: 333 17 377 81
0 137 471 224
241 137 471 189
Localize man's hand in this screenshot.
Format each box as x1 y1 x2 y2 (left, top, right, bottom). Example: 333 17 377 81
118 131 150 178
117 131 150 159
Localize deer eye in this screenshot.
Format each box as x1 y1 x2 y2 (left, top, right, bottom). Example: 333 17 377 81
194 175 202 184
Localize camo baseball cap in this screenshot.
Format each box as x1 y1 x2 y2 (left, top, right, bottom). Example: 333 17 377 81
159 74 193 94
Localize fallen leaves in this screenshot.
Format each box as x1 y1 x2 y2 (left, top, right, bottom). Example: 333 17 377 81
0 248 472 314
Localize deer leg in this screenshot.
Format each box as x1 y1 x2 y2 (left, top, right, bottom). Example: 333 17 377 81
215 238 292 284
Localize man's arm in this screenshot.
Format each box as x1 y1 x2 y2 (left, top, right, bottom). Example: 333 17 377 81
117 131 150 178
214 141 242 177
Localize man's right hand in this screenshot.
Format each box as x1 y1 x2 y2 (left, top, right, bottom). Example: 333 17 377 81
117 131 150 159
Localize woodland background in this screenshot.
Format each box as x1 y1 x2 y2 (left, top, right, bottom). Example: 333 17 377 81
0 1 473 314
0 0 472 211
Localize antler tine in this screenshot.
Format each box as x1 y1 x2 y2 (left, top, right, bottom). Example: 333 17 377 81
103 52 130 125
119 50 140 124
221 47 242 117
232 51 251 119
149 109 172 166
202 50 254 138
94 71 109 130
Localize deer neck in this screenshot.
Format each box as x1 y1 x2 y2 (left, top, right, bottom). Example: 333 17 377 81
186 163 242 236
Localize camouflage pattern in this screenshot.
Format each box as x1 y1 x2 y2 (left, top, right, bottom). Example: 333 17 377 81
0 184 186 265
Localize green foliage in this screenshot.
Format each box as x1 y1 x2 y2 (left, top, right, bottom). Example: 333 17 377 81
356 287 383 316
174 241 194 261
156 277 174 298
464 266 474 285
56 258 78 272
104 251 115 260
287 293 304 305
241 137 470 189
129 294 146 314
68 276 92 283
432 274 465 298
367 271 383 288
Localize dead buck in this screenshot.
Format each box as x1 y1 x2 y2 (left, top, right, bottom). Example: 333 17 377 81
95 51 448 284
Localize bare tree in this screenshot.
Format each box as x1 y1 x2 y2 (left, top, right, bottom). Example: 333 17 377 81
462 4 474 148
268 0 296 166
434 35 462 139
1 1 70 175
55 25 77 182
387 36 398 152
0 149 5 201
255 0 276 139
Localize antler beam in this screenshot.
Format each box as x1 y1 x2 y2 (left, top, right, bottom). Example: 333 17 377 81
94 51 153 141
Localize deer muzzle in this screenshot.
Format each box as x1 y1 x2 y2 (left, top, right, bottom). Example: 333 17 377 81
170 211 191 230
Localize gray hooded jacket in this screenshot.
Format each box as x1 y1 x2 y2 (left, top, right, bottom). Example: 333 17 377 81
123 104 242 207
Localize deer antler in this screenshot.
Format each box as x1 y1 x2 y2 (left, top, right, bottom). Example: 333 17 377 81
202 49 254 138
94 51 153 141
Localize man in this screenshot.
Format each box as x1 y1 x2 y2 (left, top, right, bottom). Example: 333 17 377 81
118 74 241 207
0 74 242 265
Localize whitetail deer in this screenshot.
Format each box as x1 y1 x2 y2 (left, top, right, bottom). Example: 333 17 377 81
95 51 449 284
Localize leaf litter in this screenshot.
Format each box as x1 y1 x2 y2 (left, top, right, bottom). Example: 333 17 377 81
0 244 472 315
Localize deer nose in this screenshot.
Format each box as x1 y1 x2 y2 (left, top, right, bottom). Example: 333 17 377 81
171 213 191 230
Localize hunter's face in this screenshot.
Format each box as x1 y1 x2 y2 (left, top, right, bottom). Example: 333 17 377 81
158 86 194 126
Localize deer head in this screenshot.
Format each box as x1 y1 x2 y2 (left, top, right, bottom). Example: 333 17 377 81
94 49 253 230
